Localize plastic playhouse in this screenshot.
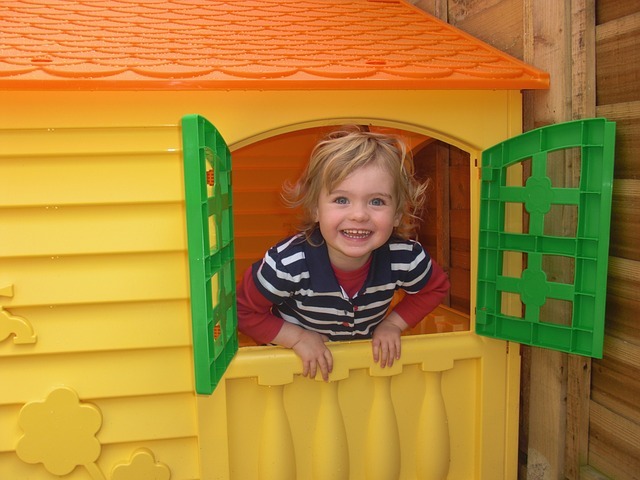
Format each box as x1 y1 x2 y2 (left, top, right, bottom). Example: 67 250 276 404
0 1 615 479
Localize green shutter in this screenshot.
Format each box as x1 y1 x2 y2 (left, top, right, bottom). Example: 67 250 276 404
476 118 616 358
182 115 238 394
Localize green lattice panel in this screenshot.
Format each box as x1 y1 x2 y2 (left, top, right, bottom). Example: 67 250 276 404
182 115 237 394
476 118 615 358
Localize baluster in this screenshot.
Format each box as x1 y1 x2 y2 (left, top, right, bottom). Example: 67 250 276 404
259 385 296 480
313 381 349 480
416 371 450 480
365 376 401 480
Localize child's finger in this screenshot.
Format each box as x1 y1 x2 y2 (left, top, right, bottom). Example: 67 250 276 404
317 357 329 382
324 350 334 374
379 345 389 368
307 360 317 379
386 345 395 368
372 341 380 363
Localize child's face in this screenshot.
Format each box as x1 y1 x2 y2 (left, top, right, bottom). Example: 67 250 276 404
315 164 401 271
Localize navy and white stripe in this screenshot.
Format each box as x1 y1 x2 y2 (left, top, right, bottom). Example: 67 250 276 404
252 229 433 341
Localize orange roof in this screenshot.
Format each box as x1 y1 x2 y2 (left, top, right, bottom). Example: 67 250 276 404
0 0 549 90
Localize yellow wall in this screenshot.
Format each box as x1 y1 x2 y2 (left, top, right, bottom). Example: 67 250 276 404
0 89 518 151
0 124 197 478
0 88 523 479
205 308 517 480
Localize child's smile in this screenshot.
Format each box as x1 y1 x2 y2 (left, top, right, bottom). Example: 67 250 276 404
315 163 401 271
341 229 371 239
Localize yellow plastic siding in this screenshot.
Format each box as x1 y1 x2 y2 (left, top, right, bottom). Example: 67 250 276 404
0 125 198 479
1 88 523 479
0 90 514 151
206 315 513 480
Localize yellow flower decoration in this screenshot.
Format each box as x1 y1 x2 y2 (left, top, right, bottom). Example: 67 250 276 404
111 448 171 480
16 387 102 476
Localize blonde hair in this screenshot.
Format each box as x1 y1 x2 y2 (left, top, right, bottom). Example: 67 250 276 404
283 126 428 241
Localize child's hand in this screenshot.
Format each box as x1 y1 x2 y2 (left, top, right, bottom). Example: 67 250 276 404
272 323 333 381
290 330 333 382
372 312 408 368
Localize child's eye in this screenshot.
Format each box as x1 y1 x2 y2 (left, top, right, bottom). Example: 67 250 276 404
334 197 348 205
370 198 386 206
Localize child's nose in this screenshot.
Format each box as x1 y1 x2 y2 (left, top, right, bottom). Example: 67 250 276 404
350 204 369 221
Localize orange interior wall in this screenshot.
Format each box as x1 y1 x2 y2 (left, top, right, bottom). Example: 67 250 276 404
414 142 471 313
232 128 325 280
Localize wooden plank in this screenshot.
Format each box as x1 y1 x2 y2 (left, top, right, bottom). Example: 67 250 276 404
596 18 640 105
450 248 470 271
588 400 640 479
605 293 640 345
449 145 470 166
603 335 640 370
607 257 640 302
449 165 469 209
597 99 640 119
415 142 437 261
407 0 436 17
596 1 640 26
566 2 596 477
526 349 569 478
520 1 535 476
580 465 615 480
448 145 469 310
448 0 524 59
614 118 640 180
595 103 640 181
449 266 470 312
566 355 592 480
610 179 640 261
594 116 640 181
435 141 451 279
450 210 470 257
523 0 572 478
591 354 640 425
571 0 596 119
596 10 640 40
518 345 532 480
448 0 505 22
434 0 448 21
408 0 448 21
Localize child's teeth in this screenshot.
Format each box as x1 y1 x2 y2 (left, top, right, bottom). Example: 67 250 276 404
343 230 370 238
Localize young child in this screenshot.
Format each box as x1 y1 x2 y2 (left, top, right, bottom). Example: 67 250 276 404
237 126 450 381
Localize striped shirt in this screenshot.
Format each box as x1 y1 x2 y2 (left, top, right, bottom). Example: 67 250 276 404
252 230 433 341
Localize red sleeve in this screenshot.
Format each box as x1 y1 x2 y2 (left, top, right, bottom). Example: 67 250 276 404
236 266 285 344
392 260 450 328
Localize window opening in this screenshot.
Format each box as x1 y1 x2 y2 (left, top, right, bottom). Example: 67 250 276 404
232 124 472 346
